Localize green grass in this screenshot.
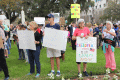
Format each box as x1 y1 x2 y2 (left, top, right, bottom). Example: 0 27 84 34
0 42 120 80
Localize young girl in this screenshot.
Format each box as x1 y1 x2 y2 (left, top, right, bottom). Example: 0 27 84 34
27 21 41 78
102 21 116 73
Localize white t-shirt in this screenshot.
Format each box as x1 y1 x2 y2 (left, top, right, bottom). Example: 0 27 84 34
103 29 115 39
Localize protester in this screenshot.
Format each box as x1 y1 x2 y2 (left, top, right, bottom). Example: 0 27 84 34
45 14 61 78
93 24 100 49
114 24 119 47
86 22 93 37
60 26 66 61
14 24 25 60
1 25 9 58
0 27 9 80
72 19 90 77
27 21 41 78
102 21 116 73
117 24 120 47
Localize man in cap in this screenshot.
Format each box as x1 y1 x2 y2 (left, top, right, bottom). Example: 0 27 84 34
45 14 61 78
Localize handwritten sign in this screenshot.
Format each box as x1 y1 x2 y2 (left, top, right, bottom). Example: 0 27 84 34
71 4 80 18
43 27 68 51
76 37 97 63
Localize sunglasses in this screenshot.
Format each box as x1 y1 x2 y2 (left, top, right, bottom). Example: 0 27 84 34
48 17 51 18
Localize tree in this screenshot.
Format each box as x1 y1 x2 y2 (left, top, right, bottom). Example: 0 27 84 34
99 0 120 22
0 0 23 23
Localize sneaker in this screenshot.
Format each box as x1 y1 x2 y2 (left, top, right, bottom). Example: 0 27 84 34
48 72 55 79
78 72 82 77
106 68 110 74
47 71 55 76
83 71 89 77
27 73 33 76
35 73 40 78
4 77 9 80
56 72 61 77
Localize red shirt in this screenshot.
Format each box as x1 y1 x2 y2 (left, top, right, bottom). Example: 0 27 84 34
37 28 41 34
73 27 90 37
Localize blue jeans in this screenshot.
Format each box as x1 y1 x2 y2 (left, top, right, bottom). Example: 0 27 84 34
28 46 41 74
7 40 10 54
7 38 11 49
17 44 25 59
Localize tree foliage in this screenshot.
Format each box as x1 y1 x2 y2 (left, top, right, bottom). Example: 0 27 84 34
100 0 120 21
0 0 23 23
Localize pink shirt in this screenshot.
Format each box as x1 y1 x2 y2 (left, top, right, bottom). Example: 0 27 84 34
73 27 90 37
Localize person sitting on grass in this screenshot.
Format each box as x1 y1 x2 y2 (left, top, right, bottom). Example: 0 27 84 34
72 19 91 77
27 21 41 78
102 21 116 73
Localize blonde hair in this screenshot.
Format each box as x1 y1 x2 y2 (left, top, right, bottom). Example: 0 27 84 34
86 22 92 28
29 21 38 30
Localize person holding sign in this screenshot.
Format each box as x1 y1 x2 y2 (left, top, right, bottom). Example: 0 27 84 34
45 14 61 78
27 21 41 78
0 27 9 80
72 19 90 77
102 21 116 73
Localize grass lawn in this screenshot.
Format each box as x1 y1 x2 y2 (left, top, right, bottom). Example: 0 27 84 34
0 42 120 80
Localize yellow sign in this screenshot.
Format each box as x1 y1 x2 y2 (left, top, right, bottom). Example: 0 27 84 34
71 4 80 18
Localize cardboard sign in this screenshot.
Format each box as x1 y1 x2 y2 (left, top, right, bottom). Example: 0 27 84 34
34 17 45 24
76 37 97 63
18 30 36 50
71 4 80 18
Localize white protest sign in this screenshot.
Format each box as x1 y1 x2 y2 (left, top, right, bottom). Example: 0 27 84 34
18 30 36 50
34 17 45 24
4 19 10 27
76 37 97 63
43 27 68 51
0 15 6 20
51 13 60 23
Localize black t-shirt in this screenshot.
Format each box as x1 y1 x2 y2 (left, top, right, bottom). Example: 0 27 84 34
34 31 41 47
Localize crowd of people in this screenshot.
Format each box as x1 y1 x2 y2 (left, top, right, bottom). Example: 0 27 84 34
0 13 119 80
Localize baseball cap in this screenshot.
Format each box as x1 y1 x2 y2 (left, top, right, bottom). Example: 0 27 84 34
46 14 54 18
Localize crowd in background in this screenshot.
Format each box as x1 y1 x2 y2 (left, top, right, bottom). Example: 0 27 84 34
0 14 119 79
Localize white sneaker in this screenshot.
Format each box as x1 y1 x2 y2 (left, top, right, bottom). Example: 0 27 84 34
106 68 110 74
47 71 55 76
78 72 82 77
47 72 55 79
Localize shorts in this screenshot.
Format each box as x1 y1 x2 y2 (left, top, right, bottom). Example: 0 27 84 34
4 42 7 50
47 48 61 58
61 51 65 54
76 62 87 64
